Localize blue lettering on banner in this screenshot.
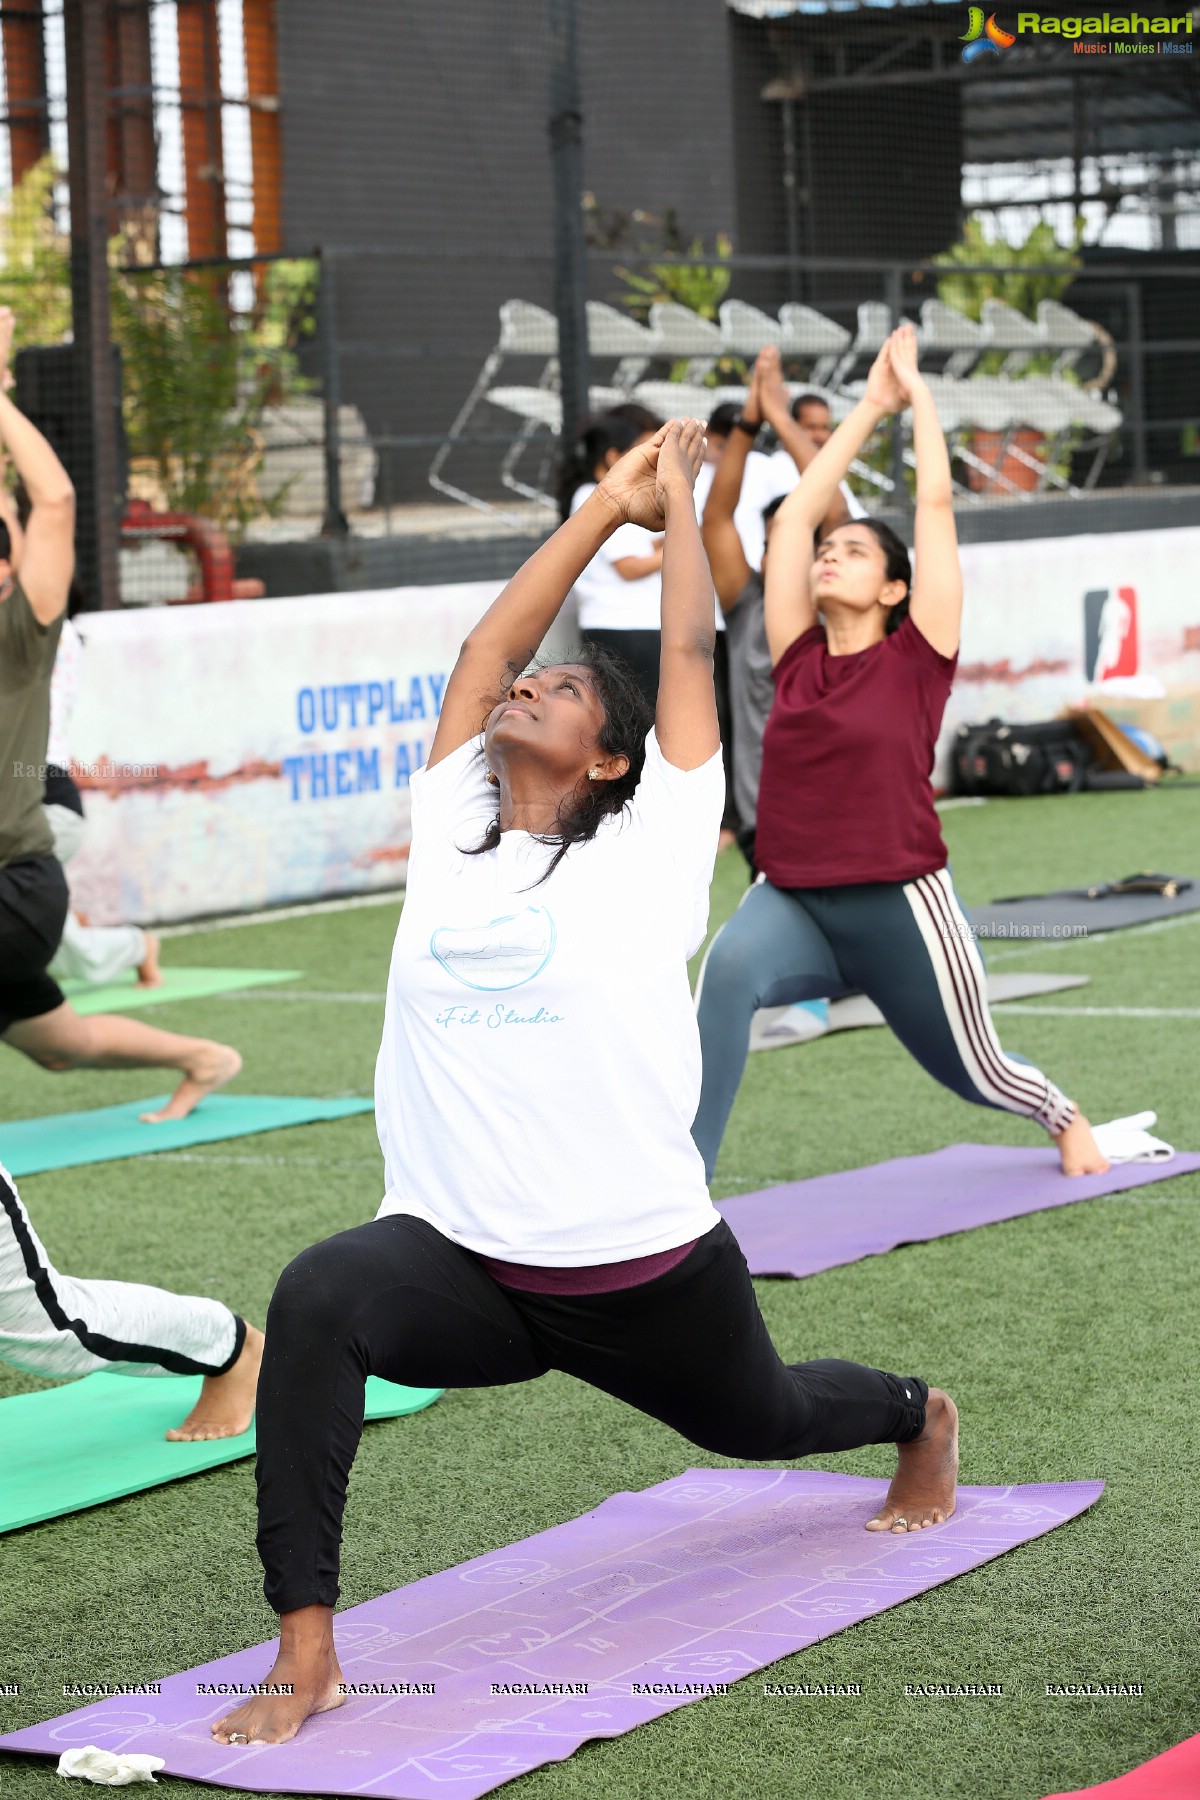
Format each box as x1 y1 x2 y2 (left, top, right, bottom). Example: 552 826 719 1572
284 671 447 801
393 742 429 789
293 673 448 735
281 744 388 802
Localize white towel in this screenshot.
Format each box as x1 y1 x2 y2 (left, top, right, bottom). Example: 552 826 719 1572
57 1749 165 1786
1091 1112 1175 1165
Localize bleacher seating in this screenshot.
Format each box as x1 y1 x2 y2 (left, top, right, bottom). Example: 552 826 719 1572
429 292 1122 514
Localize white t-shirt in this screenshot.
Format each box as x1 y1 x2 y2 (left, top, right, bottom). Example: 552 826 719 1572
375 730 725 1264
694 450 781 580
568 483 662 632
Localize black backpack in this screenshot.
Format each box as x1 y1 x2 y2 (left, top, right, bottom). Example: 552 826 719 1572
952 719 1094 798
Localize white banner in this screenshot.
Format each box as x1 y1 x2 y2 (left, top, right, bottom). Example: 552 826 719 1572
63 527 1200 924
67 583 501 924
945 524 1200 776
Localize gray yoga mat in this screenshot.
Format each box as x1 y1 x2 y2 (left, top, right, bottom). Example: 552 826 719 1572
751 971 1090 1052
968 881 1200 940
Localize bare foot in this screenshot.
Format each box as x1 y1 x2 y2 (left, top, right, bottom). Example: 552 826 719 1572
866 1388 959 1534
212 1609 344 1746
166 1325 263 1442
141 1043 242 1122
1056 1110 1110 1177
136 931 163 988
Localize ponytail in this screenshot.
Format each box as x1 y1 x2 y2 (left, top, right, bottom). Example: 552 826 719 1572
555 416 638 521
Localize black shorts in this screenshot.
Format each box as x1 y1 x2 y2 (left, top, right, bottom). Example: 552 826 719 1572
0 853 69 1033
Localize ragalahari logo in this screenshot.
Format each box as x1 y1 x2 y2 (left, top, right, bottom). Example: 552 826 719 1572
1084 586 1139 681
961 6 1017 59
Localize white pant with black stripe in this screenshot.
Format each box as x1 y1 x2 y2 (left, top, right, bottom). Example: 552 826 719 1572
1 1161 241 1380
693 867 1075 1179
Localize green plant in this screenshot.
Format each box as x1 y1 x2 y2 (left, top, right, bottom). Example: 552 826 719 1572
0 155 71 346
934 214 1081 321
615 230 733 324
588 199 739 384
4 158 318 532
110 263 319 534
934 215 1082 379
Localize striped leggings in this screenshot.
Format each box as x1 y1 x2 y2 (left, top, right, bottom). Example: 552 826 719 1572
0 1161 242 1381
692 869 1075 1181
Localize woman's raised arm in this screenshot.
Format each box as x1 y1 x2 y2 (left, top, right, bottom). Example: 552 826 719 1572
654 419 720 771
888 323 962 659
427 436 667 768
763 343 902 666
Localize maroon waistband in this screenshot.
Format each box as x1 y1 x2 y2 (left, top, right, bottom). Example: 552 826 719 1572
477 1238 700 1296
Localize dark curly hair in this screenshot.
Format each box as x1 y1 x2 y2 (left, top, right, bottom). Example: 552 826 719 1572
464 642 654 886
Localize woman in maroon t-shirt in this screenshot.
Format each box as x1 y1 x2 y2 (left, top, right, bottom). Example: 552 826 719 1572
693 326 1108 1182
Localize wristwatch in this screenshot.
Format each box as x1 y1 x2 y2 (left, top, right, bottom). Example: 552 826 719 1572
732 416 760 436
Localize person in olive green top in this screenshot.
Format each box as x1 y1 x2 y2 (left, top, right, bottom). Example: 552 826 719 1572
0 306 241 1123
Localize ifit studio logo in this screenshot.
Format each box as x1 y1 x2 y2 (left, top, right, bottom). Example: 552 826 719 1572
961 6 1017 59
1084 586 1139 682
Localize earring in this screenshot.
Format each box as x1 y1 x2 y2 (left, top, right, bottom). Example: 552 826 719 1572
587 768 600 780
485 768 500 787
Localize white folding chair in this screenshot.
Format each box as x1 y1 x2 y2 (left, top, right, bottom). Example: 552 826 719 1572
949 377 1034 496
1036 301 1101 376
586 302 661 392
717 298 784 356
778 303 852 386
429 300 560 513
648 302 724 383
979 299 1045 377
485 384 627 508
1062 383 1124 488
830 300 893 387
919 299 987 379
629 380 718 423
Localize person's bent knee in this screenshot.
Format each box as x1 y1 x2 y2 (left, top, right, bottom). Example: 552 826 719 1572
267 1239 363 1335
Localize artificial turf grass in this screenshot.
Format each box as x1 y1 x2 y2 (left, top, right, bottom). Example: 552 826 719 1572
2 787 1199 1800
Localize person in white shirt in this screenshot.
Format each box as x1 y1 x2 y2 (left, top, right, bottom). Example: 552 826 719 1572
1 1158 262 1440
41 610 164 989
765 388 867 524
559 415 664 710
211 420 958 1751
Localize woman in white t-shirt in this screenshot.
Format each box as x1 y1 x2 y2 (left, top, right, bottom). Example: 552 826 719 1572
211 421 958 1751
559 415 664 710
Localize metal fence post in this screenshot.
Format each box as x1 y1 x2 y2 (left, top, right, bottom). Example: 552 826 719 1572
885 266 908 506
64 0 121 608
318 249 348 536
1124 280 1149 485
548 0 590 446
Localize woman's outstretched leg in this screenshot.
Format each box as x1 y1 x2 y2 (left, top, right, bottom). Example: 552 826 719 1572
212 1215 546 1747
524 1221 958 1533
692 880 846 1181
819 871 1108 1176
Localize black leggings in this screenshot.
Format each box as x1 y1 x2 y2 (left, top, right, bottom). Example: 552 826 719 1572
255 1215 928 1613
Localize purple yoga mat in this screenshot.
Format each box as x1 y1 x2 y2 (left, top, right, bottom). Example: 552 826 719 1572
716 1144 1200 1279
1 1469 1101 1800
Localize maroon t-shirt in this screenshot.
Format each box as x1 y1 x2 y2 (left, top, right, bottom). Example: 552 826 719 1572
756 614 958 889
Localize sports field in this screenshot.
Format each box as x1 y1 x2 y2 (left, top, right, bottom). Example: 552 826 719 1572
2 784 1198 1800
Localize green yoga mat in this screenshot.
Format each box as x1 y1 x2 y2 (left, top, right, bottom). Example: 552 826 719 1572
0 1373 441 1535
61 968 303 1015
0 1095 374 1178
